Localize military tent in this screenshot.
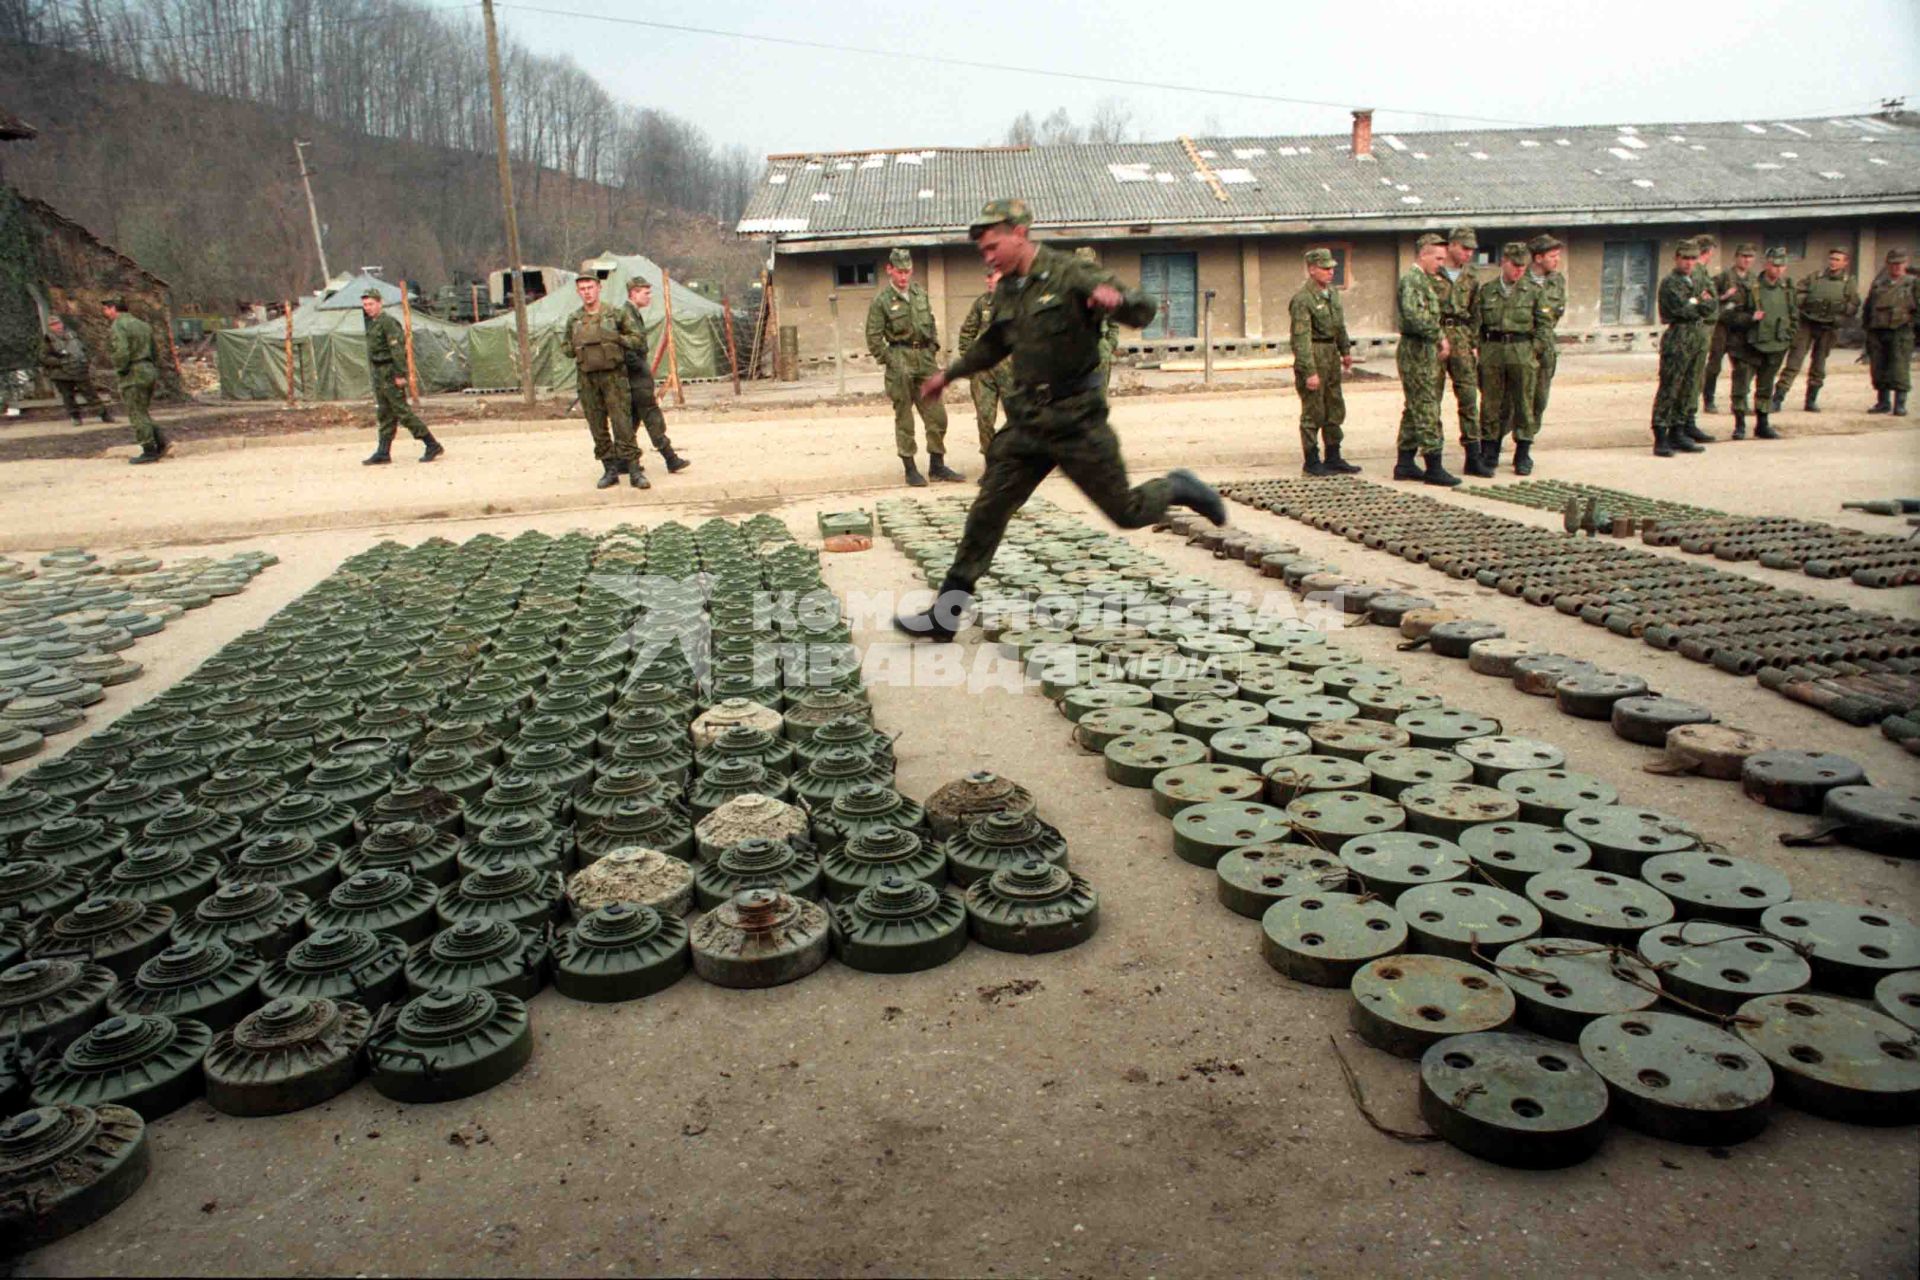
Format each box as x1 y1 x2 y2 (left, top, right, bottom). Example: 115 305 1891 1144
467 252 731 391
214 273 470 400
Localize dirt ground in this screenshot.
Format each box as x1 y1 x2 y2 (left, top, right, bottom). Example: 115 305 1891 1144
7 356 1920 1278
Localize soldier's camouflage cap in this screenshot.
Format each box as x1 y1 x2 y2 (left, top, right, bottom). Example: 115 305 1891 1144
1415 232 1447 249
1304 248 1337 268
1501 242 1528 264
1448 227 1477 247
1675 239 1700 258
1887 248 1910 263
1528 234 1563 255
625 275 653 290
968 198 1034 238
100 295 126 308
888 247 913 269
1765 247 1790 264
1829 246 1851 256
1733 242 1758 255
361 288 382 300
1694 234 1717 250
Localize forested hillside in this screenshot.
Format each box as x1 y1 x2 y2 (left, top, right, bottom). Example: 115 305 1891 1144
0 0 765 307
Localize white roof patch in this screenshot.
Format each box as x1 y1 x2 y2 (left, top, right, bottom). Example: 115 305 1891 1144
810 191 832 201
1470 151 1489 160
893 153 923 165
1381 134 1409 152
1615 135 1648 150
1400 195 1422 204
1198 149 1218 158
1774 122 1811 137
1276 146 1299 157
1215 168 1255 184
1820 171 1845 180
1232 147 1267 159
1607 148 1638 162
1154 172 1175 183
768 173 787 185
1632 178 1655 189
916 188 933 199
738 217 808 233
1108 162 1151 182
1742 123 1768 135
1520 139 1541 148
1752 162 1782 170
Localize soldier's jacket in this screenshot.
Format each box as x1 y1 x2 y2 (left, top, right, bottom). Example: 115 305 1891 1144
619 301 655 376
1690 263 1720 327
1395 269 1443 341
1710 266 1752 323
1433 266 1479 335
958 292 1008 368
1288 282 1350 376
108 312 156 376
1474 275 1549 340
1659 269 1718 327
1528 269 1567 333
1865 273 1919 330
866 282 941 375
1096 316 1120 372
564 303 643 374
40 330 90 381
1726 273 1799 353
946 243 1155 396
363 312 409 373
1798 269 1860 325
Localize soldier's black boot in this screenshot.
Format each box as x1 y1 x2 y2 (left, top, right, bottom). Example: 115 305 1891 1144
1803 387 1819 413
99 406 114 423
1652 424 1673 457
1462 440 1493 478
595 460 620 489
153 429 171 459
1391 449 1422 481
1670 424 1703 454
1166 469 1228 526
662 446 690 473
1512 440 1534 476
1731 411 1747 440
1897 392 1910 417
1323 443 1361 474
628 460 652 489
902 456 928 487
1868 390 1891 414
1421 452 1462 487
419 433 445 463
362 442 392 465
928 453 965 483
1301 443 1332 477
892 574 972 643
1754 413 1779 440
128 443 161 465
1486 435 1505 470
1682 416 1715 444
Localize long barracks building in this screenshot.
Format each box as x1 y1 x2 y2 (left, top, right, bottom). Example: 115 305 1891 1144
737 109 1920 370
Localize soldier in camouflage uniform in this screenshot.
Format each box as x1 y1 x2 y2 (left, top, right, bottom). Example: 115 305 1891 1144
1073 247 1121 377
360 289 444 466
564 273 648 489
1525 234 1567 460
1702 243 1755 414
1724 247 1797 440
1651 240 1718 457
1393 233 1459 486
1289 246 1356 476
893 199 1226 642
1772 247 1858 412
103 296 168 464
1681 234 1719 443
866 247 961 486
39 316 111 425
1863 248 1915 416
1471 242 1549 477
957 268 1010 457
1434 227 1480 450
621 276 690 475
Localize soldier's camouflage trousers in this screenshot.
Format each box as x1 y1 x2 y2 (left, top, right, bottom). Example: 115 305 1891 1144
627 369 673 453
1774 320 1838 396
1866 327 1915 393
578 369 637 461
118 365 158 450
1294 343 1345 456
970 366 1009 456
1731 348 1788 414
52 377 105 420
1704 323 1731 404
1395 337 1443 454
371 369 428 445
946 392 1171 590
1653 325 1707 428
1440 327 1479 442
1477 341 1538 442
1532 335 1559 425
886 360 949 457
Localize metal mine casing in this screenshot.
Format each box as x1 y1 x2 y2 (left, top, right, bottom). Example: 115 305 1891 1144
434 865 566 932
809 784 926 852
689 889 831 989
1 957 116 1054
694 838 822 909
1418 1031 1610 1168
368 986 533 1104
461 814 570 876
219 832 344 900
1495 938 1662 1042
31 897 175 977
0 1103 149 1251
30 1012 213 1121
964 860 1099 954
106 939 264 1032
344 822 461 886
0 859 89 923
404 920 550 999
19 815 129 874
99 847 222 916
175 882 308 958
552 904 691 1002
922 770 1037 839
831 878 969 973
943 810 1071 886
821 826 947 903
307 871 437 945
260 926 409 1010
203 996 373 1117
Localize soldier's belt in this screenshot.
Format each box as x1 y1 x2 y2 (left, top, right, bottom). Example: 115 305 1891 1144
1481 332 1532 342
1016 370 1104 406
889 340 936 349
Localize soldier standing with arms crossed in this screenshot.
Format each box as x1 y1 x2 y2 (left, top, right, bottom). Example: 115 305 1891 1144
1525 234 1567 459
1771 247 1857 413
1434 228 1480 457
40 315 111 425
867 247 962 486
360 289 444 466
1393 233 1460 487
1289 247 1357 476
892 199 1225 642
565 272 647 489
1471 242 1548 477
1724 247 1798 440
1701 243 1755 415
957 267 1009 459
620 276 690 475
102 296 168 465
1863 249 1915 417
1651 240 1718 457
1682 235 1719 443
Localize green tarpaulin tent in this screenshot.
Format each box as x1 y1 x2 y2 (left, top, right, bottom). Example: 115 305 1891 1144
214 274 470 400
467 252 731 391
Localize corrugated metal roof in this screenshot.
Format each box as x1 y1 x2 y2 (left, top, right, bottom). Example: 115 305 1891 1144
739 115 1920 243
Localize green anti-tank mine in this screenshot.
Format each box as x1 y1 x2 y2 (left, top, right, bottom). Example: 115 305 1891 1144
30 1012 212 1121
1260 891 1406 987
30 897 174 977
1735 994 1920 1125
175 882 308 957
1170 800 1292 868
964 859 1098 954
943 810 1070 886
1397 881 1542 962
694 837 822 909
106 939 263 1032
0 957 115 1054
1418 1031 1610 1169
99 847 222 916
0 1103 149 1253
1337 832 1467 903
1214 843 1348 919
0 859 89 923
1758 901 1920 995
220 832 343 900
305 871 435 943
1525 870 1674 943
551 905 690 1002
1637 850 1790 924
1494 938 1661 1042
202 996 372 1117
689 889 830 989
259 926 407 1010
821 826 946 903
1349 954 1516 1058
831 878 969 974
404 920 549 999
1579 1011 1773 1146
367 986 533 1104
922 771 1036 839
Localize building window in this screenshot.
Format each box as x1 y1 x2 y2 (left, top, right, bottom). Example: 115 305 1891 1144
834 263 876 288
1140 252 1200 338
1600 240 1656 325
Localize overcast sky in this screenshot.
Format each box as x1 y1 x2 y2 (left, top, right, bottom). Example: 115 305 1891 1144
493 0 1920 155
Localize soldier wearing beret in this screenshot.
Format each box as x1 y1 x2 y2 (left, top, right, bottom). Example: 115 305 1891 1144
1471 242 1551 476
621 276 690 475
1724 248 1798 440
958 266 1011 456
564 270 646 488
1524 234 1567 457
1434 227 1481 450
866 246 961 485
893 198 1226 642
102 295 169 464
39 315 112 425
1651 239 1718 456
1864 248 1915 416
360 287 443 467
1290 246 1357 476
1392 232 1459 485
1702 243 1756 414
1772 247 1858 413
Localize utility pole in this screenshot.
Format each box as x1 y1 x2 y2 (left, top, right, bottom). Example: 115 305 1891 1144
482 0 535 406
292 139 331 287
